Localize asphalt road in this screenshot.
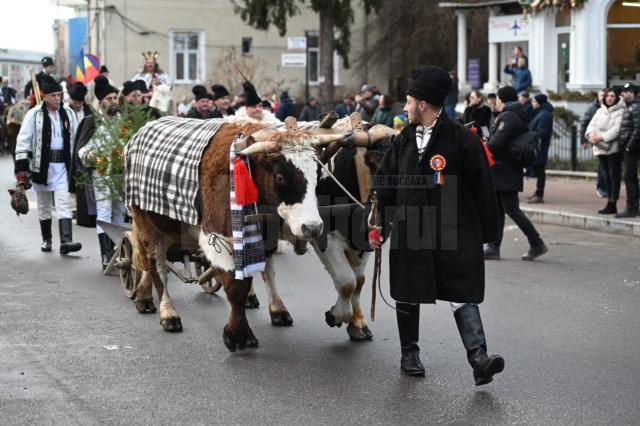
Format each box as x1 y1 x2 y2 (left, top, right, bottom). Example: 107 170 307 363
1 154 639 425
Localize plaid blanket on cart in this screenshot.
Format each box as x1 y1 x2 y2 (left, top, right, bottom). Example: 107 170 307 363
125 116 226 225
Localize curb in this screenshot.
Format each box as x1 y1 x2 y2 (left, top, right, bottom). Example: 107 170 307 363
522 207 640 238
546 170 597 180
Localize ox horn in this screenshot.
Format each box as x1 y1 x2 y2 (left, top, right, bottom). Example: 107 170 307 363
250 128 278 142
313 133 350 146
239 141 280 156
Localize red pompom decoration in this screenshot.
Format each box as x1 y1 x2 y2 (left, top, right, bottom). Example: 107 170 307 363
470 126 478 134
233 157 258 206
368 229 381 242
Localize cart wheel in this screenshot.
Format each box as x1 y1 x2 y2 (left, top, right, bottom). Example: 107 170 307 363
119 231 141 299
196 264 222 294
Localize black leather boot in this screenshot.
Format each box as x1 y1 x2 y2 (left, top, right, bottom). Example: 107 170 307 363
598 201 617 215
483 243 500 260
40 219 52 252
97 232 114 270
521 238 548 261
59 219 82 255
397 303 425 376
454 304 504 386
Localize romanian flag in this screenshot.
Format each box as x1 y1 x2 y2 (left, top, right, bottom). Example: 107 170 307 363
75 49 100 84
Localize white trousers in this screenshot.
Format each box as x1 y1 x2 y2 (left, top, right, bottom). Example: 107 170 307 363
36 190 73 221
94 180 126 234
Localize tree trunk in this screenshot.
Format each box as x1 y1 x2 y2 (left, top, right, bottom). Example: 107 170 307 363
319 5 335 112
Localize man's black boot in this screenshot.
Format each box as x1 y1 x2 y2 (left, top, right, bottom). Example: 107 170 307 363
59 219 82 255
598 201 617 214
522 238 548 261
483 243 500 260
40 219 52 252
397 303 425 376
454 304 504 386
97 232 114 270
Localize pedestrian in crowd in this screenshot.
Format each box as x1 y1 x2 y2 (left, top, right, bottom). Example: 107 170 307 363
99 65 109 79
24 56 55 99
371 94 394 127
211 84 235 118
512 46 528 68
14 74 82 255
299 96 321 121
335 93 355 118
462 90 492 136
78 76 124 269
518 91 535 123
275 91 295 121
120 81 143 106
616 83 640 218
262 99 274 113
177 98 192 117
65 82 93 135
581 89 607 197
1 77 17 107
187 85 215 119
235 80 279 123
503 57 532 94
486 93 498 131
586 88 626 215
444 70 459 120
527 94 554 204
392 113 407 130
232 93 246 109
355 84 378 121
485 85 548 261
371 65 504 385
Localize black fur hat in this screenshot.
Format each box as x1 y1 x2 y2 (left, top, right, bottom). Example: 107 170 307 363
94 75 118 101
211 84 230 100
122 81 138 97
69 82 88 101
192 85 209 101
41 75 62 95
242 80 261 107
406 66 452 107
497 86 518 104
132 80 148 93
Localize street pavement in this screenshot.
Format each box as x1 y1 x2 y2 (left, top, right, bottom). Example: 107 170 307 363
1 154 640 425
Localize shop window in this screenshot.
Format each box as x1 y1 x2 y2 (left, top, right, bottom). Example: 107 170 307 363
606 0 640 83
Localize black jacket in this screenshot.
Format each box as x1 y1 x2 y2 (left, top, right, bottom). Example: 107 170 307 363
580 100 600 145
23 71 48 98
528 102 554 165
70 115 97 227
462 104 492 132
373 115 498 304
187 108 215 119
211 106 235 119
619 97 640 153
487 101 529 192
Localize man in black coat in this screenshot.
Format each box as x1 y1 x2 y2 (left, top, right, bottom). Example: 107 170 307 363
616 83 640 218
24 56 56 98
371 66 505 385
187 85 215 119
526 94 554 203
485 86 547 261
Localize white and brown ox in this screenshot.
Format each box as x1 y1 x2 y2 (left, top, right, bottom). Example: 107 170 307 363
129 120 345 351
148 84 175 116
255 119 397 341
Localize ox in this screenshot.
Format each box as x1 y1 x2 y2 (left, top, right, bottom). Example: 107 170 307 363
257 119 396 341
148 84 175 116
128 119 345 351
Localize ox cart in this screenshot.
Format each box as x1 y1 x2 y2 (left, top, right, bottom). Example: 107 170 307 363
98 220 223 298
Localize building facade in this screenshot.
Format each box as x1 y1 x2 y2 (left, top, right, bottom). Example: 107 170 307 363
56 0 384 104
0 49 51 97
442 0 640 94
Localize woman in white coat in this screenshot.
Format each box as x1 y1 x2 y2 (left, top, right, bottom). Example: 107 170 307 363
586 88 626 214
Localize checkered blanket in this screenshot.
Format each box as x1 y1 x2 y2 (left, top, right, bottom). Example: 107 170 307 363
125 116 226 225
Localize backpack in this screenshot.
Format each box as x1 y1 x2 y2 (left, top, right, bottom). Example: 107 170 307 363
509 129 541 167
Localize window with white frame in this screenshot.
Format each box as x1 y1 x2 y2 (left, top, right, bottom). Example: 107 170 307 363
170 30 205 84
306 32 340 86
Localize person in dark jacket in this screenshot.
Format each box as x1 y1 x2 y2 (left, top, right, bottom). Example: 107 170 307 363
210 84 235 118
526 94 554 203
275 91 295 121
503 58 532 93
444 70 459 120
616 83 640 218
581 90 607 197
371 66 504 385
462 90 492 136
485 86 548 261
186 85 215 119
518 91 535 124
335 94 355 118
299 97 321 121
371 94 394 126
23 56 55 98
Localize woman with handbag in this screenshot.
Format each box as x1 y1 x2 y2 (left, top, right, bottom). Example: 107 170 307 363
585 88 626 214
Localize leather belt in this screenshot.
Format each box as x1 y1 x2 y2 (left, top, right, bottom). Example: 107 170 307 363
50 150 65 163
